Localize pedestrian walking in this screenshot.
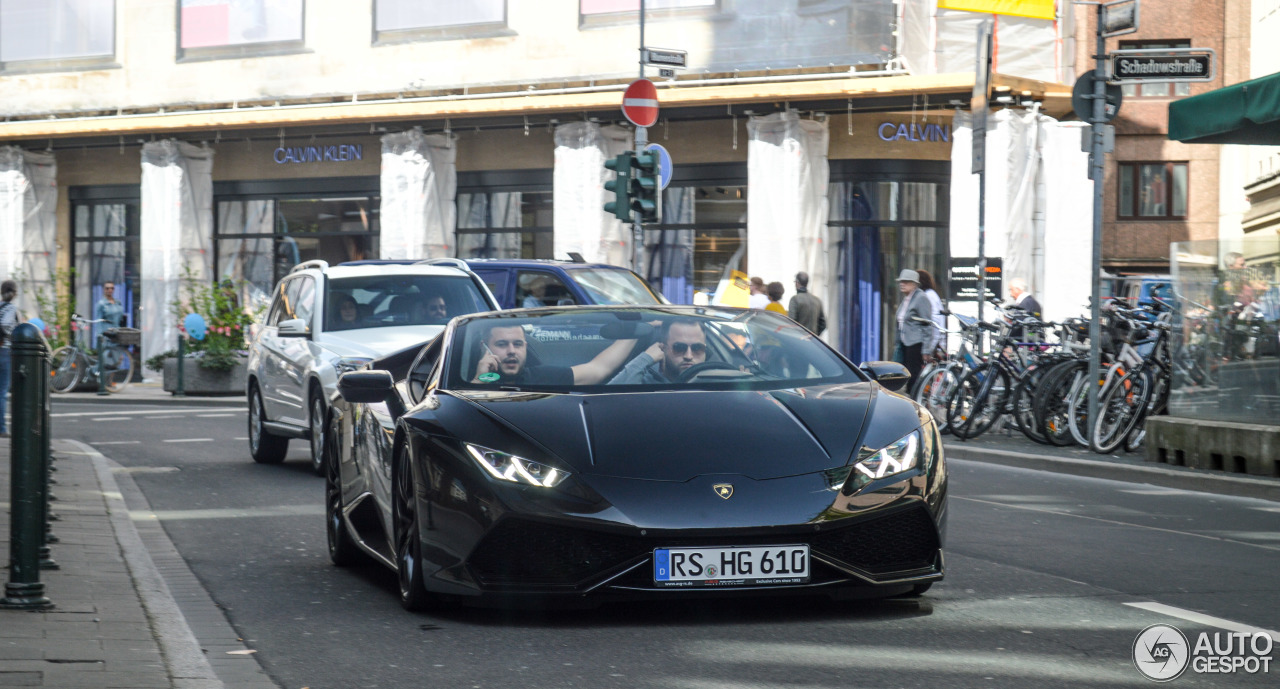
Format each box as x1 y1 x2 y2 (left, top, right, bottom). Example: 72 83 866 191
788 271 826 335
748 276 769 310
765 281 787 315
94 280 126 345
0 279 19 438
916 269 946 360
894 269 932 390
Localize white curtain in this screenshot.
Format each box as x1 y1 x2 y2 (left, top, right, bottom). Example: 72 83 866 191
380 128 457 259
0 147 57 319
457 192 523 259
746 111 831 337
140 140 213 371
950 110 1092 326
553 122 631 267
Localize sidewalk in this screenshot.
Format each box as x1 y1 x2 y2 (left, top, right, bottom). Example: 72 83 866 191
943 424 1280 502
1 438 276 689
53 382 242 407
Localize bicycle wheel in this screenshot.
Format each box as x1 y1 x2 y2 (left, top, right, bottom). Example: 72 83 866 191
49 346 86 393
1092 369 1152 454
1065 374 1094 448
946 364 1010 440
915 364 961 433
1012 367 1050 445
102 346 133 393
1032 360 1085 447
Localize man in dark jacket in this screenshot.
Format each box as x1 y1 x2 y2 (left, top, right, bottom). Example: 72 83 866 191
788 272 826 335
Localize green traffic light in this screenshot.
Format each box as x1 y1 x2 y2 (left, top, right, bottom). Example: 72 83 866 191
629 151 660 222
603 152 634 222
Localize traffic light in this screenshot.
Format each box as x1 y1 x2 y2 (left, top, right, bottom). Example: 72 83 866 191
630 150 661 223
603 152 634 222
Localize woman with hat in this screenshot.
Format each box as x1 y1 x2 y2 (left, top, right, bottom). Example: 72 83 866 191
895 269 933 390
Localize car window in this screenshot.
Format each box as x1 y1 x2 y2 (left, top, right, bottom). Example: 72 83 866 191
447 308 861 393
516 271 577 308
294 276 317 325
275 278 304 323
471 269 510 308
569 268 662 305
325 274 493 332
265 281 288 326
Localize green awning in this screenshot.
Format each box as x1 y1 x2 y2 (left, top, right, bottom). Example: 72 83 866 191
1168 70 1280 144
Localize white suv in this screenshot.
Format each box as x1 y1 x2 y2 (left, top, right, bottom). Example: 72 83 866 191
246 259 499 473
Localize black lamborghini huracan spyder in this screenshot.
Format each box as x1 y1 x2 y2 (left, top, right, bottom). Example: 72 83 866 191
324 306 946 610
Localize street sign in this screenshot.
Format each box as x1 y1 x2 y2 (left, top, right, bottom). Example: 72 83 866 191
971 21 993 175
950 257 1003 302
1100 0 1139 38
622 78 659 128
642 48 687 68
1111 48 1215 82
645 143 673 190
1072 72 1123 123
658 68 675 79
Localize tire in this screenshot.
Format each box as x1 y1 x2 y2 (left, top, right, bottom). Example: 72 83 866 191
1012 365 1051 445
248 385 289 464
102 347 133 393
1123 425 1146 453
946 364 1010 440
393 446 435 612
1033 361 1086 447
1091 370 1152 454
1064 374 1093 448
915 365 960 434
325 417 359 567
49 346 85 394
309 391 327 477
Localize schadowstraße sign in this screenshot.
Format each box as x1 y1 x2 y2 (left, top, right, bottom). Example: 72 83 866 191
1111 48 1216 83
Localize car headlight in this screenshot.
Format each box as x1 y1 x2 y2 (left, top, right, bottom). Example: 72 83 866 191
333 356 374 375
851 429 922 487
464 444 569 488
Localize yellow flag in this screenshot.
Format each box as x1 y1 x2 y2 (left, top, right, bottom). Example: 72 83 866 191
937 0 1057 21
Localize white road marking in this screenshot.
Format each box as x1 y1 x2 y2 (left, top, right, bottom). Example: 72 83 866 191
197 413 237 418
1125 602 1280 642
132 504 324 521
1118 488 1189 496
145 415 185 420
956 496 1280 552
53 408 236 418
94 417 130 422
233 437 249 440
94 441 141 446
162 438 213 443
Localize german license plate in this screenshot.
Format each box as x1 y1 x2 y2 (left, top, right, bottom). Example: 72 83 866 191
653 545 809 587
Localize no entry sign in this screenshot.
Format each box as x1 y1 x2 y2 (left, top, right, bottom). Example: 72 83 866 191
622 79 659 128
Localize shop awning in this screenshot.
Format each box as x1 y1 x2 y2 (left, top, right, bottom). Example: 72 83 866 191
1168 70 1280 144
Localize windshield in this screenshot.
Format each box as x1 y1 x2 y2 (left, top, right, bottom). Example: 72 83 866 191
326 274 492 332
569 268 663 305
447 307 863 393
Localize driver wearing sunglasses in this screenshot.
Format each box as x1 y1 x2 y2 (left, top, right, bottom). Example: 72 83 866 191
609 318 708 384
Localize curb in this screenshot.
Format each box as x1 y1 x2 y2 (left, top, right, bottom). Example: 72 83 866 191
65 439 279 689
53 392 244 407
943 443 1280 503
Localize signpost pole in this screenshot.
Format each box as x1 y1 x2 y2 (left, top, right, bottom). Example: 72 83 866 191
1086 4 1108 451
634 0 647 274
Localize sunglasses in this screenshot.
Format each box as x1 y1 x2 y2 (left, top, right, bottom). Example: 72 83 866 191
667 342 706 355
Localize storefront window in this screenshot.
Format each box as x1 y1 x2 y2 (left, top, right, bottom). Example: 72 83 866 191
71 199 141 379
456 191 553 260
0 0 114 66
179 0 304 58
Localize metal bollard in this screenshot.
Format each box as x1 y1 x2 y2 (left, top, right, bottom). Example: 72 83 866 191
2 323 55 609
41 343 59 565
175 335 185 397
96 332 108 396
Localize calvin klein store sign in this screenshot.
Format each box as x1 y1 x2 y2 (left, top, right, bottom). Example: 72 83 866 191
877 122 951 143
274 143 364 164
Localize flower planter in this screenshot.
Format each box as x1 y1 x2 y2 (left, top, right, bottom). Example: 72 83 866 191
162 356 248 396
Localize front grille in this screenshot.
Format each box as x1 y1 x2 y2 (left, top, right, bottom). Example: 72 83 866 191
468 505 940 589
811 506 940 574
468 519 643 587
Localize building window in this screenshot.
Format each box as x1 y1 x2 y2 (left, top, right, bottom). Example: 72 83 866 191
374 0 508 42
0 0 115 70
580 0 716 26
1118 162 1188 219
456 191 553 260
178 0 305 60
1118 40 1192 98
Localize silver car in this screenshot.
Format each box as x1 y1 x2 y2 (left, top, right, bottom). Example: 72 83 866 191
246 259 499 473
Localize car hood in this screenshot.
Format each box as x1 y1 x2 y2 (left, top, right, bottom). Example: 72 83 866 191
319 325 444 359
461 384 877 481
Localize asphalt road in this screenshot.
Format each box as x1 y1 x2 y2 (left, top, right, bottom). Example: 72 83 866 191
54 399 1280 689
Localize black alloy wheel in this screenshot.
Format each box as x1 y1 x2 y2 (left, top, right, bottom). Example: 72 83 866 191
392 447 433 611
309 393 327 476
248 385 289 464
325 418 359 567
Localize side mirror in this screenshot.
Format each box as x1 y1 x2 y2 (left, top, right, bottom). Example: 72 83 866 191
338 370 395 404
859 361 911 392
278 318 310 338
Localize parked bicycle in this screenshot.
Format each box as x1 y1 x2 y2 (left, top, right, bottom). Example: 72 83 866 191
49 315 138 394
